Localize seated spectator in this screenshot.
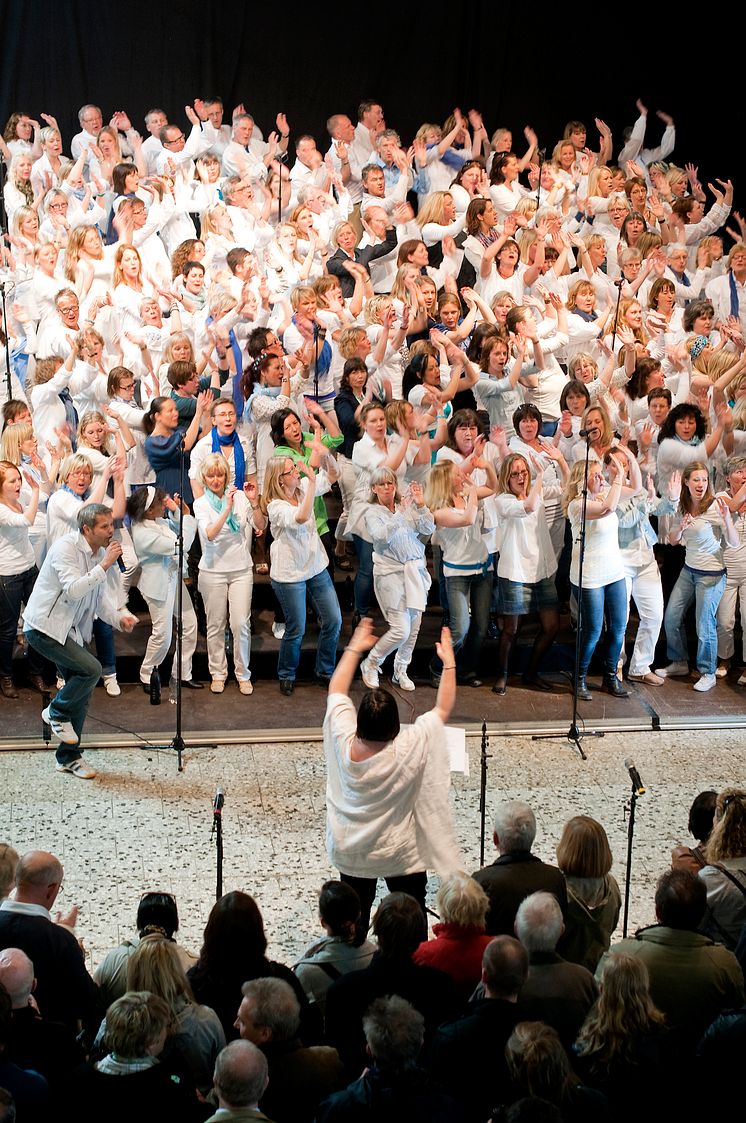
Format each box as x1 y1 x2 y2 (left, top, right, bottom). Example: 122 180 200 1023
325 892 459 1081
472 803 568 936
514 892 598 1049
235 977 344 1123
317 995 465 1123
412 870 494 1000
573 954 677 1123
698 788 746 950
292 881 376 1023
205 1039 271 1123
555 816 621 972
671 791 718 875
94 891 198 1008
0 980 49 1123
505 1021 609 1121
187 891 317 1044
67 990 209 1122
0 947 84 1087
697 1003 746 1109
0 850 101 1034
598 869 743 1043
428 936 529 1123
104 936 224 1094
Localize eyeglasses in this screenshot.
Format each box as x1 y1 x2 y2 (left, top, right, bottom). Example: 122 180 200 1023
164 134 185 146
119 383 135 390
69 470 93 479
48 202 68 211
510 470 529 478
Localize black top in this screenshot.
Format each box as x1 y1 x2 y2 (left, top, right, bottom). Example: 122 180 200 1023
471 851 568 936
326 227 398 298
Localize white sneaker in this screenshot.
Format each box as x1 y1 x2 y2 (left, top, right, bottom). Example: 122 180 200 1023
210 679 225 694
55 758 96 779
238 679 254 695
716 662 730 678
272 621 286 640
42 706 78 745
393 667 416 691
360 657 380 689
654 661 689 678
693 673 717 692
103 674 120 696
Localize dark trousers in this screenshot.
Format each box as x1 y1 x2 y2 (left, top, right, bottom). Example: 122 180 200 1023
339 871 428 936
0 566 44 679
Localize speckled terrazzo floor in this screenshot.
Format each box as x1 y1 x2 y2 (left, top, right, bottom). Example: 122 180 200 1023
1 729 744 976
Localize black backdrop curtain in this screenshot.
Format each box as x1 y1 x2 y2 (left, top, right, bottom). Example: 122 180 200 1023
0 1 740 196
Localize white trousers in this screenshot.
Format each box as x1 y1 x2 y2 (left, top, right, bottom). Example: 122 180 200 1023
367 571 423 671
140 581 197 683
198 568 253 681
623 557 664 675
717 574 746 660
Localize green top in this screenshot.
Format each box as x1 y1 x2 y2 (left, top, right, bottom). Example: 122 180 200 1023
273 431 343 536
171 371 230 426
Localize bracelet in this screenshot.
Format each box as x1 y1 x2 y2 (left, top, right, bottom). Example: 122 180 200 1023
345 647 363 655
442 664 457 670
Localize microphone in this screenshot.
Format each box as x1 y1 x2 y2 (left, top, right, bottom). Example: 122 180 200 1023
624 758 646 795
213 786 224 813
579 426 600 438
116 556 126 573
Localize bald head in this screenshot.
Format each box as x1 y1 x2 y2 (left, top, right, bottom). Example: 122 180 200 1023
0 949 34 1007
214 1040 268 1110
14 851 63 908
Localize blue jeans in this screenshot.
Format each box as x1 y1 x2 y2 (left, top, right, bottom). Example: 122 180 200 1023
92 617 115 676
0 566 44 679
352 535 374 615
664 566 726 675
271 570 342 681
572 578 628 677
24 628 101 763
432 570 491 677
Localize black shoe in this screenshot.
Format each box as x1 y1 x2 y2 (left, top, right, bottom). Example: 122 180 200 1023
280 680 294 696
429 669 441 689
522 674 553 692
314 674 331 687
486 620 499 641
601 674 629 698
181 679 204 690
27 674 47 694
575 676 592 702
492 678 507 696
458 675 483 688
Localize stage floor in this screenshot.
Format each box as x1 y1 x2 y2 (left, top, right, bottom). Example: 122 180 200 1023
3 600 745 748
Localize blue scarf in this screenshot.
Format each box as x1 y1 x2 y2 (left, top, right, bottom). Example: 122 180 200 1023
292 317 332 382
204 488 240 533
211 427 246 489
207 316 244 420
62 484 88 501
574 309 598 323
244 383 281 423
730 270 740 320
426 142 464 172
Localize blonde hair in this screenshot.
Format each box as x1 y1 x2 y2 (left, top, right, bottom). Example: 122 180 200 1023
338 326 367 359
496 453 530 496
78 411 113 455
58 453 94 483
112 243 142 288
199 452 229 493
436 871 489 928
424 460 457 511
163 334 194 364
575 953 664 1069
563 459 600 515
416 191 453 229
0 421 33 465
705 788 746 862
200 203 232 239
363 295 393 326
126 935 194 1012
261 456 296 512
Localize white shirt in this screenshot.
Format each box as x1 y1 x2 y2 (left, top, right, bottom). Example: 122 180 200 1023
266 475 330 582
0 503 36 574
194 491 256 573
494 492 559 583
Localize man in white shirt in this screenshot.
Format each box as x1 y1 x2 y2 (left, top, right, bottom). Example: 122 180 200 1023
296 183 352 245
289 135 328 191
325 113 363 203
140 107 169 175
154 109 210 175
23 504 136 777
222 177 274 253
359 204 418 293
193 96 232 159
70 104 103 177
351 100 385 174
707 243 746 335
221 113 289 182
360 163 409 217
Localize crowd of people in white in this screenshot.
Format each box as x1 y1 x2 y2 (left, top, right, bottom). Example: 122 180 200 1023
1 90 745 727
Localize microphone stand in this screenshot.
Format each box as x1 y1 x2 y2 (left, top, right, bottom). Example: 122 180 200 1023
533 430 603 759
610 278 624 350
535 148 546 211
313 322 320 403
276 151 287 228
622 776 643 936
478 720 491 867
211 788 224 901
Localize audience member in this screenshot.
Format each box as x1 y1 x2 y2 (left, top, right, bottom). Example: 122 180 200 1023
412 870 494 999
206 1039 273 1123
555 816 621 971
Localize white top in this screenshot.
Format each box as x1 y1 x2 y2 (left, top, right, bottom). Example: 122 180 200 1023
569 497 625 588
131 513 197 601
437 515 488 575
0 504 35 574
681 507 729 572
194 492 256 573
494 491 559 583
323 693 461 878
266 474 330 582
189 431 257 489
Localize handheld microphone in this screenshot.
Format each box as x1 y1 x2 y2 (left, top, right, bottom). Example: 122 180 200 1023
116 556 126 573
213 786 224 813
579 426 600 438
624 758 646 795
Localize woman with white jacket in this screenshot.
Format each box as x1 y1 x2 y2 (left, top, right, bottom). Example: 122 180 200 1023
127 486 199 693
